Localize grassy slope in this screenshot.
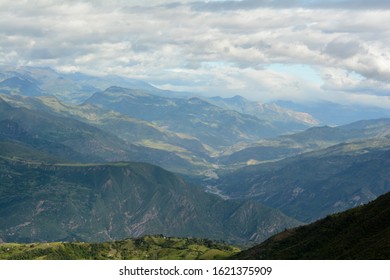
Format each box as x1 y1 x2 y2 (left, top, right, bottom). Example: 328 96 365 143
0 235 240 260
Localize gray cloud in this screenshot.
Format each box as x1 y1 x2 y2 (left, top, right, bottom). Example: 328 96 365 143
191 0 303 11
190 0 390 11
323 37 364 59
310 0 390 10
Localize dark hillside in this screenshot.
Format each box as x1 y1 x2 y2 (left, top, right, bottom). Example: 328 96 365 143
235 191 390 259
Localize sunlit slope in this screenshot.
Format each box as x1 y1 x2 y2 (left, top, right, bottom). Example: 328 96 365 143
0 235 240 260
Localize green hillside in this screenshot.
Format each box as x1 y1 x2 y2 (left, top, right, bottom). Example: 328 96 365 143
0 235 240 260
0 158 300 245
235 191 390 260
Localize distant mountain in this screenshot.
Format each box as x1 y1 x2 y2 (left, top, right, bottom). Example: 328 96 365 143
0 159 300 244
287 118 390 142
220 118 390 166
276 100 390 126
0 77 46 97
208 95 318 128
213 137 390 222
85 87 284 149
0 66 319 166
0 66 188 103
2 66 389 127
235 191 390 259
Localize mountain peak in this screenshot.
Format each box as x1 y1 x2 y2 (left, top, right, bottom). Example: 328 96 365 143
230 95 247 102
105 86 128 92
187 97 209 105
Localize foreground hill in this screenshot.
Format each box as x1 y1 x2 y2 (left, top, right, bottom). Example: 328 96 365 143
0 235 239 260
0 158 299 244
235 191 390 260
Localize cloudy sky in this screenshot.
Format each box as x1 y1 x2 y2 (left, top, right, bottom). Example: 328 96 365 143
1 0 390 107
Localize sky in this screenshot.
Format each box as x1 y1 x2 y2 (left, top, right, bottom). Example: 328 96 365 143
1 0 390 107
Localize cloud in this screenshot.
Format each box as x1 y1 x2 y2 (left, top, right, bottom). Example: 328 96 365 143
190 0 390 11
1 0 390 107
323 37 364 59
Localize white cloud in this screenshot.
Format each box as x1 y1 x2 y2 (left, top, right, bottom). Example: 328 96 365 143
1 0 390 107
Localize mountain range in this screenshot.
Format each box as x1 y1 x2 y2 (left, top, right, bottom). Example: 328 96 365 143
0 67 324 174
0 65 166 103
1 66 389 258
